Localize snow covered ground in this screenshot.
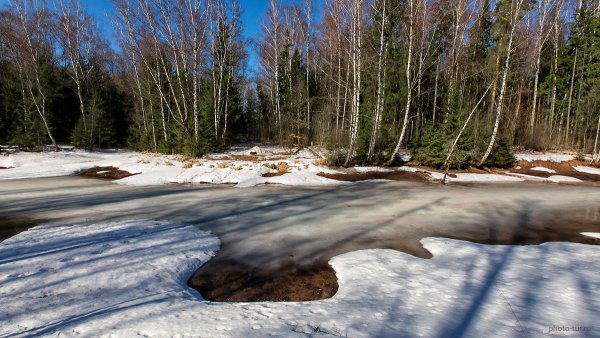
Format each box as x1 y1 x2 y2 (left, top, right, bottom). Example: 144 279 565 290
1 146 597 186
574 166 600 176
0 221 598 337
514 152 578 163
0 146 342 187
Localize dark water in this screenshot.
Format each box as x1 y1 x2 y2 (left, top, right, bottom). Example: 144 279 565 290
0 215 39 242
190 206 600 302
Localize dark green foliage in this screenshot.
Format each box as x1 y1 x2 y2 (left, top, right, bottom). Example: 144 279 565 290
413 114 475 169
413 112 515 169
483 138 515 168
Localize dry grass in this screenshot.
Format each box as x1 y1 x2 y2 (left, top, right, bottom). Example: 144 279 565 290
175 155 197 163
262 162 290 175
276 162 289 173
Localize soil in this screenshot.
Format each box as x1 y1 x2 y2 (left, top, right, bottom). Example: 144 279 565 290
189 206 600 303
262 172 288 178
190 259 338 302
0 167 11 169
318 170 430 182
506 160 600 182
78 166 137 180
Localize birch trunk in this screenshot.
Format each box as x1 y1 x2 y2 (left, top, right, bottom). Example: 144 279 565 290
592 115 599 163
566 48 577 145
387 0 414 165
442 80 495 183
480 0 523 165
367 0 386 161
529 0 553 137
344 0 363 166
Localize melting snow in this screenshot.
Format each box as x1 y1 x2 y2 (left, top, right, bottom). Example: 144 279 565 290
1 147 593 187
531 166 556 173
515 152 577 163
0 221 598 337
547 175 583 183
581 232 600 239
573 166 600 175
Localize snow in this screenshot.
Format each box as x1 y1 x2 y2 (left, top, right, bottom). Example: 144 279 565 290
1 221 598 337
515 152 577 162
531 166 556 173
504 172 552 182
505 173 585 184
426 171 525 183
352 166 394 173
581 232 600 239
1 147 594 186
574 166 600 175
547 175 583 183
246 146 264 155
0 147 343 188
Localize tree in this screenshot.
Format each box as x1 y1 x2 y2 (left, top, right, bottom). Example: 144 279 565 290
6 0 58 148
480 0 524 165
56 0 103 147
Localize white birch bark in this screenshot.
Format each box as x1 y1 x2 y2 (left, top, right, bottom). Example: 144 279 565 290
387 0 415 165
442 80 495 183
367 0 387 161
479 0 523 165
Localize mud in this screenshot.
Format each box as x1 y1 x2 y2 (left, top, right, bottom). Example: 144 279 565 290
78 166 137 180
508 160 600 182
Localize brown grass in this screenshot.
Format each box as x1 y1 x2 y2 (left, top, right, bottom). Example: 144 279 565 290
262 162 289 176
189 259 338 302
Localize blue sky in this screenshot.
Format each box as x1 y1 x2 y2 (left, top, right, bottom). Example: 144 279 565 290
0 0 322 73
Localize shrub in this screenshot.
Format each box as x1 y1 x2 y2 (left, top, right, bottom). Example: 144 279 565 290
483 139 516 168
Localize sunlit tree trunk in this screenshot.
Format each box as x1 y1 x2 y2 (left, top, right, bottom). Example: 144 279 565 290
387 0 415 165
480 0 523 165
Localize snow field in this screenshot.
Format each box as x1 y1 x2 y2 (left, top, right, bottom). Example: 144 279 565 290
1 147 597 186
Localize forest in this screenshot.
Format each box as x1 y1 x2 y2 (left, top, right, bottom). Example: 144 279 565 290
1 0 599 168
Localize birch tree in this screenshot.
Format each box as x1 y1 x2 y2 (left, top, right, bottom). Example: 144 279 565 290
387 0 417 165
56 0 98 145
367 0 387 161
344 0 364 166
480 0 524 165
529 0 558 136
9 0 58 148
260 0 283 139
